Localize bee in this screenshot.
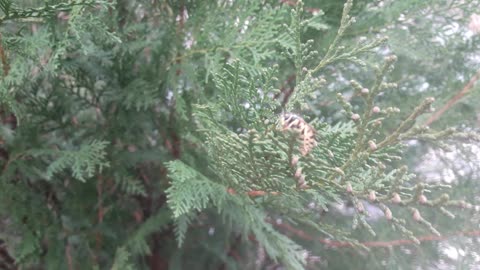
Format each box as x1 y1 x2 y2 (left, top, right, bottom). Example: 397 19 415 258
279 113 317 156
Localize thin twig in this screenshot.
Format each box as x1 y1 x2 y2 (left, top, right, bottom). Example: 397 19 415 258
227 188 279 197
275 74 296 107
95 175 104 264
65 243 75 270
275 222 480 248
0 33 9 77
424 69 480 126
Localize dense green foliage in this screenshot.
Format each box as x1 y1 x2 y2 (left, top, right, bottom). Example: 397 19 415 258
0 0 479 269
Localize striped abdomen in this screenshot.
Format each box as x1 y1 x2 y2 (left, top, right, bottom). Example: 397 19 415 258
280 113 317 156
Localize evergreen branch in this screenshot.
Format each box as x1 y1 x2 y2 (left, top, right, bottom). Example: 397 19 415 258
170 36 285 76
0 0 477 269
125 207 172 256
166 160 229 219
111 247 134 270
0 0 11 16
0 0 108 22
46 140 110 182
167 160 308 268
330 56 399 181
377 97 435 149
311 0 354 74
292 1 304 83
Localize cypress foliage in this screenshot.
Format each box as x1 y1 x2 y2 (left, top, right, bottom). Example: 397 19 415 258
0 0 479 269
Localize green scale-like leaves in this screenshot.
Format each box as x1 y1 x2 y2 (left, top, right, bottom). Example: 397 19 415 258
45 140 110 182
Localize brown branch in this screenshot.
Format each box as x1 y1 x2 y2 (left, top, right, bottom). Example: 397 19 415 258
424 69 480 126
274 74 296 103
227 188 279 197
275 222 480 248
247 190 279 197
0 33 9 77
0 243 17 270
96 176 104 224
94 175 104 265
281 75 297 107
219 235 242 270
65 243 74 270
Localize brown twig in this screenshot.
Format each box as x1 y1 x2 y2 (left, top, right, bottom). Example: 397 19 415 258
219 235 242 270
275 222 480 248
424 69 480 126
65 243 75 270
227 188 280 197
247 190 280 197
96 176 104 224
274 74 296 108
94 176 104 264
0 33 9 77
0 243 17 270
